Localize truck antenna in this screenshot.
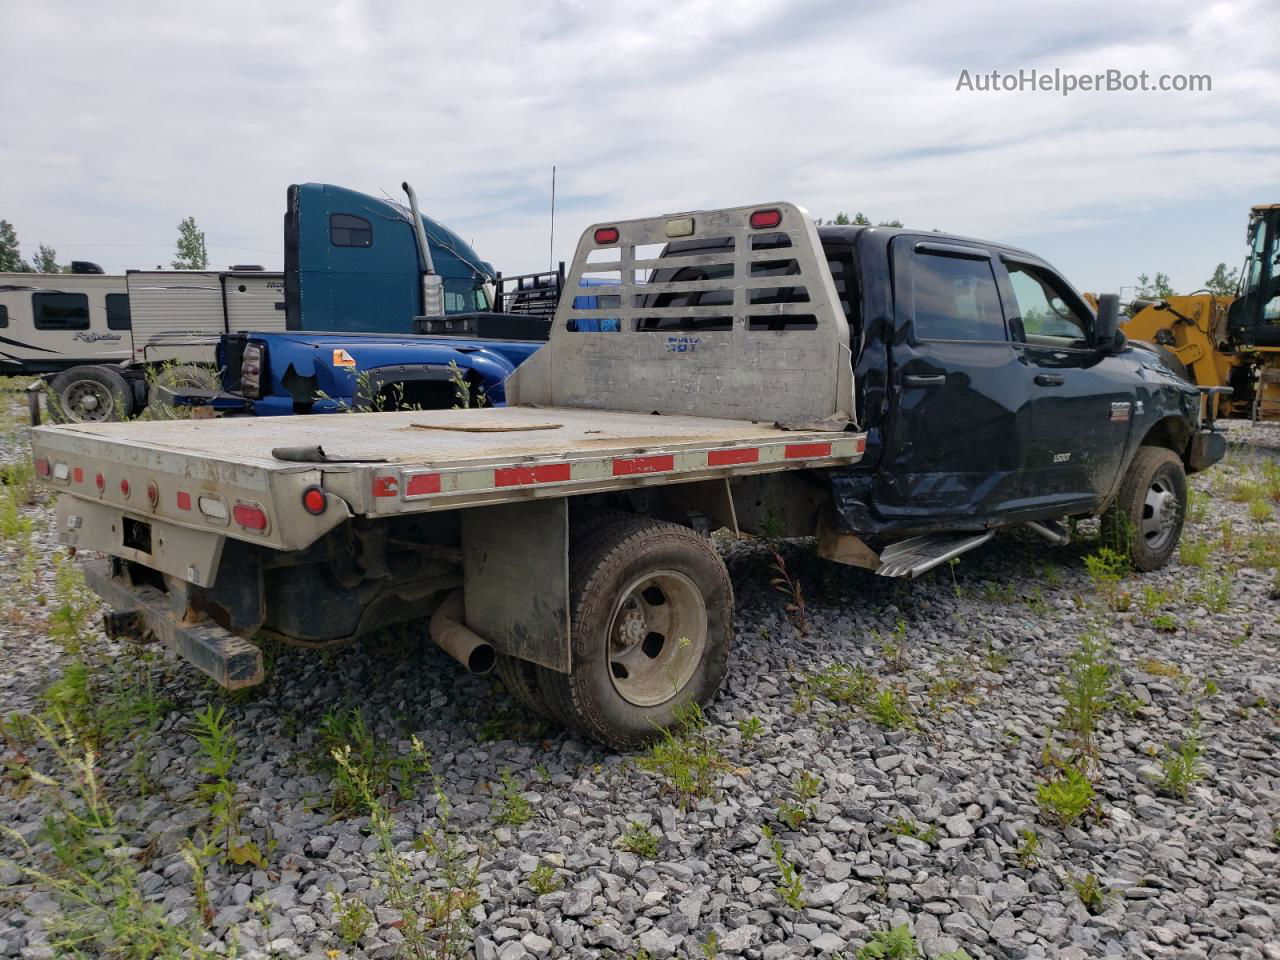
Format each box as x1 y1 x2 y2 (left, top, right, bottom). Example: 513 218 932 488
549 165 556 274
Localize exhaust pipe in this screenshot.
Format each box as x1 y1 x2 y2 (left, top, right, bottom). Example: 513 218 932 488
429 591 496 675
402 181 445 320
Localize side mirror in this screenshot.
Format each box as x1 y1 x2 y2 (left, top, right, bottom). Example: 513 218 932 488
1095 293 1121 352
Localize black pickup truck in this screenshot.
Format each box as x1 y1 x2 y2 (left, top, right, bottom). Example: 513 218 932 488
35 202 1224 746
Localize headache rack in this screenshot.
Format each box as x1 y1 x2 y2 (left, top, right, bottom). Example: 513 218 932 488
506 202 855 425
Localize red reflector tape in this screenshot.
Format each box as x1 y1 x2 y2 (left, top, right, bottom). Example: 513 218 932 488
372 476 399 497
233 503 268 530
176 491 192 511
855 435 867 454
495 463 571 487
35 458 50 478
612 454 674 477
785 442 832 459
73 467 84 484
708 447 759 467
405 474 442 496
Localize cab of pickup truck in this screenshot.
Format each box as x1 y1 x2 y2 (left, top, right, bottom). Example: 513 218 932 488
816 224 1220 569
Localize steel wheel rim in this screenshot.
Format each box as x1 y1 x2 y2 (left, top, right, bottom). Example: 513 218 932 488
1141 474 1180 550
62 380 114 422
607 570 707 707
153 372 207 418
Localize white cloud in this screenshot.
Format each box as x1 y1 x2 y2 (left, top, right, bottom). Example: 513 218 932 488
1 0 1275 293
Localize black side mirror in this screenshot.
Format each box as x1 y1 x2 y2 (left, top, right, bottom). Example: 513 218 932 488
1095 293 1121 352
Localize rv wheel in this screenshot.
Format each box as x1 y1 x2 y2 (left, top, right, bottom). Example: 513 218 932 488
47 365 135 423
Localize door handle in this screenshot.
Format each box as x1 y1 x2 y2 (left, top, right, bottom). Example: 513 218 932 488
1035 373 1065 386
903 374 946 387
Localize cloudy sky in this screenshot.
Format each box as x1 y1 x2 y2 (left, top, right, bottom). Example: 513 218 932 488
2 0 1276 296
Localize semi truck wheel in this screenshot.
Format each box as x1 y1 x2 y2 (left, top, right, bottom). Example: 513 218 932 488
146 364 218 420
47 365 134 423
537 515 733 749
1101 446 1187 571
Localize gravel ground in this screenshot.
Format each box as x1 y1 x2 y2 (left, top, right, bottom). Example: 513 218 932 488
1 412 1278 960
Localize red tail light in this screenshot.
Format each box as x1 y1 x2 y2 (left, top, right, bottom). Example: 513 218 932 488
147 481 159 508
73 467 84 484
301 486 327 516
176 491 192 511
594 227 619 244
95 472 105 492
120 479 131 498
35 458 50 478
233 503 269 531
750 209 782 229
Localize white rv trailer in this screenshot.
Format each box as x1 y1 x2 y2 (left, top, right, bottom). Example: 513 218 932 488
0 270 132 373
125 269 286 364
1 266 285 421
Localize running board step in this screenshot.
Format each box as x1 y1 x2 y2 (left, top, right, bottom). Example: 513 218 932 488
876 531 995 578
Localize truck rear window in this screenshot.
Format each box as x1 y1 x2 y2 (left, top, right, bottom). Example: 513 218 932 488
911 253 1005 342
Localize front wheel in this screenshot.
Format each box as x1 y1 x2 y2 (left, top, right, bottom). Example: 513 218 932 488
537 515 734 749
1101 446 1187 571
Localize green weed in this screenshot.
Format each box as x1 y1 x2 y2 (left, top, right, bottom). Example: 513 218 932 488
1158 729 1204 800
1180 538 1212 568
620 821 660 858
1037 766 1096 826
331 888 373 943
1059 632 1116 749
856 924 921 959
495 769 533 826
738 714 764 743
1069 872 1109 913
1016 828 1043 868
528 861 561 895
638 702 728 807
760 823 805 910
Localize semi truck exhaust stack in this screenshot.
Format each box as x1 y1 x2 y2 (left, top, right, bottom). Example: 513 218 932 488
402 180 445 320
429 591 496 675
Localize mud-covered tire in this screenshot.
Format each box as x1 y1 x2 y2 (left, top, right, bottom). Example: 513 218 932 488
1101 446 1187 572
495 655 551 715
537 514 733 749
146 364 219 420
47 365 134 423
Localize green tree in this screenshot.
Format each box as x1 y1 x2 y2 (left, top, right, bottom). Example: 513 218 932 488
1135 272 1176 299
172 216 209 270
818 212 904 227
0 220 32 272
1204 262 1239 297
34 243 60 273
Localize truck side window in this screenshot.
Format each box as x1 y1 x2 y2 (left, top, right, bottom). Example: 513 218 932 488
1005 263 1089 347
330 213 372 248
105 293 131 331
911 253 1005 342
32 292 90 331
0 305 7 328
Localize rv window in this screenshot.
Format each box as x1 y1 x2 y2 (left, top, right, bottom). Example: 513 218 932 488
0 305 7 328
32 292 90 331
106 293 131 331
330 213 373 248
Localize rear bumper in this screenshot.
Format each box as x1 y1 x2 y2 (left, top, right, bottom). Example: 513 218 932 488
83 559 263 689
1187 429 1226 474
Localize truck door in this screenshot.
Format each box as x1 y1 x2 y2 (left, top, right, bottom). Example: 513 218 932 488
997 256 1133 511
877 238 1031 524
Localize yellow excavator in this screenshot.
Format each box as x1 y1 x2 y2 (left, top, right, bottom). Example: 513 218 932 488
1118 204 1280 420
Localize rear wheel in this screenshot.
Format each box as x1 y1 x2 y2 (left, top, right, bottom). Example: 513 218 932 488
146 364 218 420
1101 446 1187 571
537 515 733 749
47 365 134 423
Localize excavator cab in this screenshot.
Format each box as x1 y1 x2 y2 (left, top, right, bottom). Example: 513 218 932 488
1228 205 1280 348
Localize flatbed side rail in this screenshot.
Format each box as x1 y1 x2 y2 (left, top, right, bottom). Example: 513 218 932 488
367 432 868 513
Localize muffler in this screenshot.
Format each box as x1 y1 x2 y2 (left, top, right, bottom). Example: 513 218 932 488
429 591 496 675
